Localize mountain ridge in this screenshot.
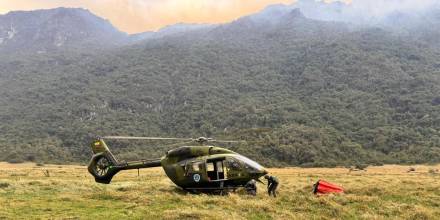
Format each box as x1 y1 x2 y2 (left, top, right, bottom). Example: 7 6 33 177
0 7 127 52
3 3 440 53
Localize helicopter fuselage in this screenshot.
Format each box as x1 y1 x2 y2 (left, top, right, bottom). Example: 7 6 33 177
161 146 268 190
88 139 268 192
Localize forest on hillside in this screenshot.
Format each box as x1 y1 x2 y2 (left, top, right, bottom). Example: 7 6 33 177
0 6 439 167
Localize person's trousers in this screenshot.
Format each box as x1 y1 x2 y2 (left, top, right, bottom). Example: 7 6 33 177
268 183 278 197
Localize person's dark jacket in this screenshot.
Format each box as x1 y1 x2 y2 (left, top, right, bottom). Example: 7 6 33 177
267 176 279 187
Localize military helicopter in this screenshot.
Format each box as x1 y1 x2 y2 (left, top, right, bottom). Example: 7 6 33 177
88 136 268 193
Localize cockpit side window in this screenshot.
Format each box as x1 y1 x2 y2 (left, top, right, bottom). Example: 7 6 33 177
226 158 241 170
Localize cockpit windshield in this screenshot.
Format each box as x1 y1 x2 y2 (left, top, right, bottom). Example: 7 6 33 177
233 155 264 171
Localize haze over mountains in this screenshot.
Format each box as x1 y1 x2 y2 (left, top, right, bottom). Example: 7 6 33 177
2 0 440 52
0 1 439 166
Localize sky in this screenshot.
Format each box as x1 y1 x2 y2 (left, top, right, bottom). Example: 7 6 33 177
0 0 301 33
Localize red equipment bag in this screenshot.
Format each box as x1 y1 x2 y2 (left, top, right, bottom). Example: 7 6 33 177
313 180 344 194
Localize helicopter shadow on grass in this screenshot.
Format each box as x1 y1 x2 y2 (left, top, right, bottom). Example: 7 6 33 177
160 186 242 196
159 186 191 195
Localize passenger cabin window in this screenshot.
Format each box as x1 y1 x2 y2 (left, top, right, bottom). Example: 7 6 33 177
206 162 215 172
206 160 226 181
216 161 223 172
192 162 202 172
183 161 203 176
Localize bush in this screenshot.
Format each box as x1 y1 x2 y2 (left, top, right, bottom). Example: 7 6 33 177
7 158 24 164
0 182 10 188
355 164 368 170
428 169 438 174
25 154 36 162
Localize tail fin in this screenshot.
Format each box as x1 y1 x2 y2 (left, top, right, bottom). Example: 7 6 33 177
88 139 121 184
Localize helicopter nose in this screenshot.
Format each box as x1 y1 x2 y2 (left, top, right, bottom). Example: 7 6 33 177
248 167 268 179
253 168 268 178
259 168 268 178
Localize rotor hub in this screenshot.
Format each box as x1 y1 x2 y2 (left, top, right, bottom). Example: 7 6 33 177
194 137 212 144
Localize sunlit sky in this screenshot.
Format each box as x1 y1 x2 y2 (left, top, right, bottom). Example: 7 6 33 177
0 0 347 33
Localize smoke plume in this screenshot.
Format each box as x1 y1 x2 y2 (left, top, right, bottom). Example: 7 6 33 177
293 0 440 24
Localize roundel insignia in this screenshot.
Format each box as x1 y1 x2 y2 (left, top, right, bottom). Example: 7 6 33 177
193 174 201 182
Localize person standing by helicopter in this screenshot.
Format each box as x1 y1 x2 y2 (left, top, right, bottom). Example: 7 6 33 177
264 175 279 197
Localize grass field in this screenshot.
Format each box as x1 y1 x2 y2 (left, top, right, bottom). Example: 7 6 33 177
0 162 440 219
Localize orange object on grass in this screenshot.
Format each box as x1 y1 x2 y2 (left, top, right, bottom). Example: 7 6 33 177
313 180 344 194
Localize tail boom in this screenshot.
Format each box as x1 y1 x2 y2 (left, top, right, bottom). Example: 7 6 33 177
88 138 162 184
118 159 162 170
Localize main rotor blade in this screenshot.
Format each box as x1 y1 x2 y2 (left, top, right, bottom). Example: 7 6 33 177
102 136 192 141
164 140 196 148
210 140 246 143
101 136 245 144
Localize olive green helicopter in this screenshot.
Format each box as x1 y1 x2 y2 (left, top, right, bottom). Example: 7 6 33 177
88 136 268 193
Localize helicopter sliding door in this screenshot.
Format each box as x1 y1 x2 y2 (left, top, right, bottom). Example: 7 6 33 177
206 158 227 181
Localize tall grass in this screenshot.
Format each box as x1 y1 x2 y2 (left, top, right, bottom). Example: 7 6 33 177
0 163 439 219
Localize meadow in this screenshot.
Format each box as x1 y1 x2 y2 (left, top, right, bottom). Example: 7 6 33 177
0 162 439 219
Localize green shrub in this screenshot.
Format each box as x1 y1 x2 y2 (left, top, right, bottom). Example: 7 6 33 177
0 182 10 188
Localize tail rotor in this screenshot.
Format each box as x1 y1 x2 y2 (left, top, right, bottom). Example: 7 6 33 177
88 139 121 184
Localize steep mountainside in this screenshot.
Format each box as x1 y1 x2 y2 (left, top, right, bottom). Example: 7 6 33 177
0 8 128 52
0 5 439 166
0 8 218 53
